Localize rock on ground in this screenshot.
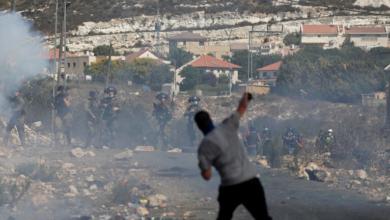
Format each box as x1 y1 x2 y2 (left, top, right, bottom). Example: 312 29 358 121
32 193 48 207
134 146 155 152
114 150 133 160
167 148 182 153
354 169 367 180
71 148 85 158
136 207 149 216
257 159 268 166
307 170 329 182
147 194 167 207
69 185 78 194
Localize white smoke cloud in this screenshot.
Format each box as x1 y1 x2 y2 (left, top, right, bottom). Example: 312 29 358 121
0 13 49 89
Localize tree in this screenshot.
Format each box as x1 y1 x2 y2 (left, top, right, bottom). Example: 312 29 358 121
275 46 386 103
56 45 69 52
123 50 133 56
148 65 174 91
283 32 300 46
92 45 121 56
167 48 194 68
207 52 215 57
179 65 201 90
84 58 129 83
201 72 217 86
128 58 156 84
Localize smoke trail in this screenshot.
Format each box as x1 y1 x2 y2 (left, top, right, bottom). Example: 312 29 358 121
0 13 49 90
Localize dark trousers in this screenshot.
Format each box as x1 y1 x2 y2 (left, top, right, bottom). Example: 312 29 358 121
217 178 272 220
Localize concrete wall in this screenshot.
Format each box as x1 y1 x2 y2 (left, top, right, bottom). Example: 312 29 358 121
350 34 388 49
238 85 270 95
170 41 232 59
362 97 386 107
301 33 343 49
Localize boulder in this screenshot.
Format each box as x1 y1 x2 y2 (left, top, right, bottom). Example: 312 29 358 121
135 146 155 152
86 175 94 182
147 194 167 207
71 148 85 158
82 167 96 172
306 162 319 171
85 151 96 157
69 185 78 194
354 169 367 180
348 170 354 176
136 207 149 216
114 150 133 160
31 121 42 131
62 163 74 170
167 148 182 153
298 167 309 180
310 170 329 182
257 159 268 166
89 184 97 191
32 193 48 207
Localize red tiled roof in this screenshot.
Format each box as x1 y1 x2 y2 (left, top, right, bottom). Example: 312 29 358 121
344 27 386 34
257 61 282 71
32 48 77 59
120 49 170 65
190 55 241 69
302 24 342 34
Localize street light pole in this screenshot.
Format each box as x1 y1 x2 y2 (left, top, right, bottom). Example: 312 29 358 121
63 0 67 86
228 58 232 96
51 0 59 144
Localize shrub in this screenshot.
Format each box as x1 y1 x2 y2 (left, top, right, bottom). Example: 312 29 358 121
218 74 230 84
0 178 31 206
179 66 201 91
201 72 217 87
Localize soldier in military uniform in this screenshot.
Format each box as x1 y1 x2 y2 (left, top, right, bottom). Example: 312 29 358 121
3 87 25 147
184 95 201 147
84 90 100 148
52 85 72 147
152 93 172 136
100 86 121 148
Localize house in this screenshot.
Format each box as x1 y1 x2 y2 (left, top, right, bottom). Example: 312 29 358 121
301 24 389 50
362 92 386 107
230 42 276 54
254 61 282 86
344 26 388 50
300 24 344 49
275 46 300 57
167 32 232 59
175 54 241 84
120 49 171 66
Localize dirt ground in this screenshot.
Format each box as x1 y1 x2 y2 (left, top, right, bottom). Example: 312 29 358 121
0 144 390 220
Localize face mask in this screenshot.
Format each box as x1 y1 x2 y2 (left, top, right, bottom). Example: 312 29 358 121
328 133 332 136
109 95 114 98
193 102 198 105
265 128 268 131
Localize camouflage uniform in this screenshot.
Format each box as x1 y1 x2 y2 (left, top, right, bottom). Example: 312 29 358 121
184 104 201 146
152 102 172 135
4 95 25 146
54 93 72 146
84 97 100 147
100 96 121 148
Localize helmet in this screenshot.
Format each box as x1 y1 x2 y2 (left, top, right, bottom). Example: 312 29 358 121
104 86 117 95
89 90 99 98
328 129 333 133
156 93 168 100
57 85 69 91
264 124 268 128
249 125 255 131
188 95 200 103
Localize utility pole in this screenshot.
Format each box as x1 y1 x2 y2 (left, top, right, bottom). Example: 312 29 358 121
57 7 64 87
155 8 161 56
63 0 67 86
51 0 59 143
105 42 113 88
12 0 16 12
228 58 232 96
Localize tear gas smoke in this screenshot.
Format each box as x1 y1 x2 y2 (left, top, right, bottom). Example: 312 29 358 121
0 13 49 93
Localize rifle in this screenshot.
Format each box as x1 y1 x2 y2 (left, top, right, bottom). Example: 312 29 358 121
171 92 175 116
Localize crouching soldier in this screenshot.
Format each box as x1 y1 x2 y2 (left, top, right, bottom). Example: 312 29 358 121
85 90 100 148
3 86 25 147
